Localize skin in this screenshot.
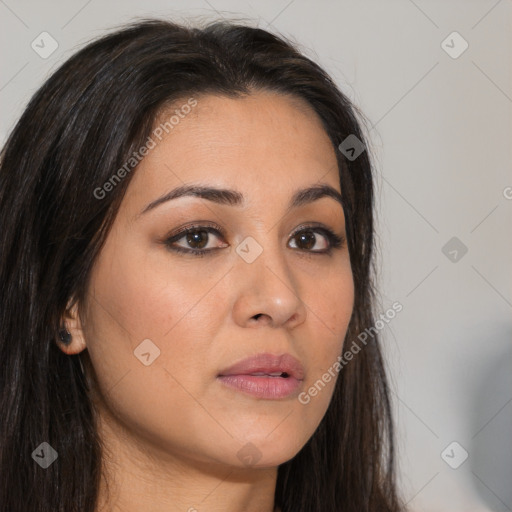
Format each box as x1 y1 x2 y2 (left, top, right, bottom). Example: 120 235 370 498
58 90 354 512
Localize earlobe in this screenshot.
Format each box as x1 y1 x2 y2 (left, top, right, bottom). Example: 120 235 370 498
55 326 87 354
58 327 72 345
56 301 87 355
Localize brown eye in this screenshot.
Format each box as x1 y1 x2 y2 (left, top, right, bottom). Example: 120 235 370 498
293 230 324 251
184 229 210 250
164 225 228 257
289 227 344 253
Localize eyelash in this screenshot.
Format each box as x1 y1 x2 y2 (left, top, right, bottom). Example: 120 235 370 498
163 222 345 258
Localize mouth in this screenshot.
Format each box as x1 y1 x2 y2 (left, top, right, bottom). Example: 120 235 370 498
217 353 304 399
247 372 290 377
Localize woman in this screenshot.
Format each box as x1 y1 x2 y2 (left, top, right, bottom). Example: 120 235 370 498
0 18 404 512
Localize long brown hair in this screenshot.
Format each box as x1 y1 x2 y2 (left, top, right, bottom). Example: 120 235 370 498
0 18 404 511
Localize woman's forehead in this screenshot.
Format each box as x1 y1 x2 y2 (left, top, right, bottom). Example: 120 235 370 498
132 92 339 195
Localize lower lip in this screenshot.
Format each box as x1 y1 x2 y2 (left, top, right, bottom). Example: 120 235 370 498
217 375 302 399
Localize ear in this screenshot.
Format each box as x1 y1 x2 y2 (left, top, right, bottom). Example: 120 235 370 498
55 299 87 355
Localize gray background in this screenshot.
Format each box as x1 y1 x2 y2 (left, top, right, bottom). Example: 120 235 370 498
1 1 511 510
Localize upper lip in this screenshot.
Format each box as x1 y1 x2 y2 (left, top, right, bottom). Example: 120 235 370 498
218 353 305 380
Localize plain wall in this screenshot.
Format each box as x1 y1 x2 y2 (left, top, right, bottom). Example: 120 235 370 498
1 1 511 510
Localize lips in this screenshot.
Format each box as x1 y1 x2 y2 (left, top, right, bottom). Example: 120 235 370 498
217 353 305 399
218 353 305 380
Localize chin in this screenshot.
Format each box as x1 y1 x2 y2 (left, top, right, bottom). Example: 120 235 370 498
224 430 309 469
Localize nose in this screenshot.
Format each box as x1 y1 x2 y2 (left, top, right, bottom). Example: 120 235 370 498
230 236 307 329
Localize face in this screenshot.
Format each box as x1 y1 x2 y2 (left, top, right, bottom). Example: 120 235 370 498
68 91 354 469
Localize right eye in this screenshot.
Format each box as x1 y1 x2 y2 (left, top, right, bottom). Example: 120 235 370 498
163 224 228 257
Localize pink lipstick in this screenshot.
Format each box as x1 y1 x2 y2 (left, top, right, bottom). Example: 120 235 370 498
217 353 304 399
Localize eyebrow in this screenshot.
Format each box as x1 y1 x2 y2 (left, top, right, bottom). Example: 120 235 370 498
138 183 343 217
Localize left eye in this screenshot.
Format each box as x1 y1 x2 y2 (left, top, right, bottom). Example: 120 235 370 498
288 229 330 251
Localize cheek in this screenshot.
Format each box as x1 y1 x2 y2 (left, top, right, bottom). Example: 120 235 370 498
82 249 228 461
86 239 216 345
297 264 353 411
306 262 354 349
84 240 226 397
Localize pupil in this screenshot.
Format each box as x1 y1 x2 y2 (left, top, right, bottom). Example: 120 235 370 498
187 230 208 249
299 231 315 250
